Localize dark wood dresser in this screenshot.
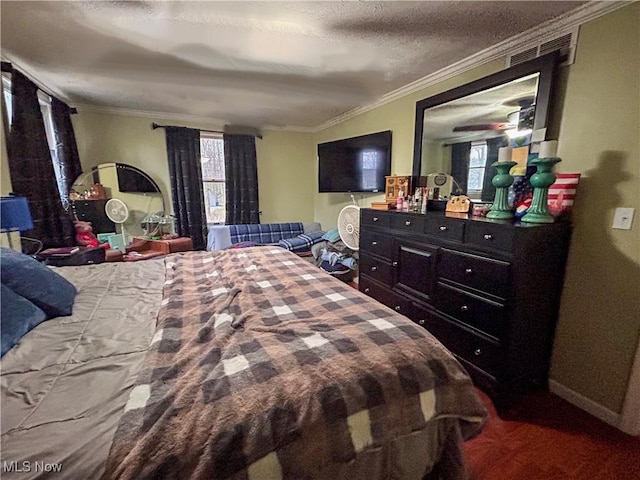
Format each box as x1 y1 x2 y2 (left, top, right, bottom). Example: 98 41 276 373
359 208 571 408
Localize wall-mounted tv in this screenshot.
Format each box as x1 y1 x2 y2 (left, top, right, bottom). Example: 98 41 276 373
318 130 392 193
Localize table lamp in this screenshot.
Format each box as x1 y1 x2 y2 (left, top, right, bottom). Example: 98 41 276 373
0 196 34 250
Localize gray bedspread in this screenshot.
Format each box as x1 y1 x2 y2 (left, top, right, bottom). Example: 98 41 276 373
1 260 165 479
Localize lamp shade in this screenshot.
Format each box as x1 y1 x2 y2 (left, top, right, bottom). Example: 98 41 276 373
0 196 34 232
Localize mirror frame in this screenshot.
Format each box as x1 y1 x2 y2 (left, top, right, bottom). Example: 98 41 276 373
71 162 165 212
412 51 559 186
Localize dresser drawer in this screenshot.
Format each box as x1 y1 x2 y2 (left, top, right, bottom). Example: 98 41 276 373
391 214 425 234
360 253 394 287
424 315 501 376
435 282 506 340
465 221 514 252
361 210 391 228
438 249 510 299
398 296 435 329
359 275 396 308
424 216 465 242
360 230 393 260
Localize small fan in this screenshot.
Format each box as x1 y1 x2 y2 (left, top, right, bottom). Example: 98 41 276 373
337 204 360 251
105 198 129 251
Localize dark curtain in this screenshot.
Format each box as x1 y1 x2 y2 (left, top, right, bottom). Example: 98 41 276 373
8 70 74 247
165 127 207 250
450 142 471 195
51 97 82 210
224 134 260 224
481 137 508 201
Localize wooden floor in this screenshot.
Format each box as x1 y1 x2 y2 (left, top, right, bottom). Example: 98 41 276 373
464 389 640 480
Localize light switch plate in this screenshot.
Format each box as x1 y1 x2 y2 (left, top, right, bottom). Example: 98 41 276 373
612 207 635 230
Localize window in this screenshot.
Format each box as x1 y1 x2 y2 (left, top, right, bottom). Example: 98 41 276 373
200 134 226 224
360 149 382 191
1 74 12 131
467 140 488 197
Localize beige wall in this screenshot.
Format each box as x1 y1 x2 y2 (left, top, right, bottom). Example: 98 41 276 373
255 130 316 224
312 4 640 413
549 5 639 412
71 112 316 226
1 115 11 195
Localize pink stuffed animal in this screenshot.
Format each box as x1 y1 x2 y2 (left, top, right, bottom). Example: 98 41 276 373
74 220 100 248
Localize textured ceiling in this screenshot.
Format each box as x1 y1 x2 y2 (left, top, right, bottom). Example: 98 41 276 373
1 1 587 130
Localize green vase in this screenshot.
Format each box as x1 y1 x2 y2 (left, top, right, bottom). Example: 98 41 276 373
487 161 517 220
521 157 561 224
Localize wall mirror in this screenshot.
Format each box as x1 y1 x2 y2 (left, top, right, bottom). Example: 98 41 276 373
69 163 168 241
412 52 559 202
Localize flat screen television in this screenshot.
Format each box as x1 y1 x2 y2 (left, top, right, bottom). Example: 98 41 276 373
318 130 392 193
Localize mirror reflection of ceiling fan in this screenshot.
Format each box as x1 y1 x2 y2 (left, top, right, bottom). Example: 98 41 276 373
453 97 535 138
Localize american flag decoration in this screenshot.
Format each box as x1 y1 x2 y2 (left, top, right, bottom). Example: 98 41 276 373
548 173 581 216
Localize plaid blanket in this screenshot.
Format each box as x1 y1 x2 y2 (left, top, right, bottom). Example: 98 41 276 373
277 231 326 253
103 248 486 479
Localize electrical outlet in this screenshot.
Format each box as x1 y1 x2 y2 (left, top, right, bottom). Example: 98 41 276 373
612 207 635 230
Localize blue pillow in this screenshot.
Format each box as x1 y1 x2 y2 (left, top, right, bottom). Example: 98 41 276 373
322 229 341 243
0 248 77 317
1 284 48 357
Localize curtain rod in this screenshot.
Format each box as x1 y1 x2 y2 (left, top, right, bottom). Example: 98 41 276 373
151 122 222 135
151 122 262 139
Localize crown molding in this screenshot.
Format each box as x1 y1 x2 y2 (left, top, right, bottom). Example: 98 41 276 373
1 55 72 103
312 1 629 133
75 103 227 129
74 103 315 133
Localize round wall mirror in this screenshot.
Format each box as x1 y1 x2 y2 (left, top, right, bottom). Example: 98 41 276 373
69 163 168 242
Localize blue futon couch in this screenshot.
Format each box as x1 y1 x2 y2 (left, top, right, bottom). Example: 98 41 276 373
207 222 324 253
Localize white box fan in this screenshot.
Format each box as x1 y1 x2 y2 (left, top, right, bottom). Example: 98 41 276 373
337 205 360 251
105 198 130 251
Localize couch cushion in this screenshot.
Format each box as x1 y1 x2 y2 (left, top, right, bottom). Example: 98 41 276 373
278 231 326 253
1 284 48 357
0 248 77 317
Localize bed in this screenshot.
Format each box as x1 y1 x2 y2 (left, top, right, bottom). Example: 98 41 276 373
1 247 486 479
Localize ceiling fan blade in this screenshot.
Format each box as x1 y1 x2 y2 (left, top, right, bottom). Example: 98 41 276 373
452 123 510 132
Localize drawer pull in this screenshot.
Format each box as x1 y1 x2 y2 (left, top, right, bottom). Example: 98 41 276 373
483 234 494 241
394 306 401 312
364 288 370 293
373 217 379 222
405 220 412 226
418 319 426 326
474 348 482 356
392 261 398 267
439 225 448 231
371 241 378 246
465 268 473 274
371 266 377 272
460 305 469 312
